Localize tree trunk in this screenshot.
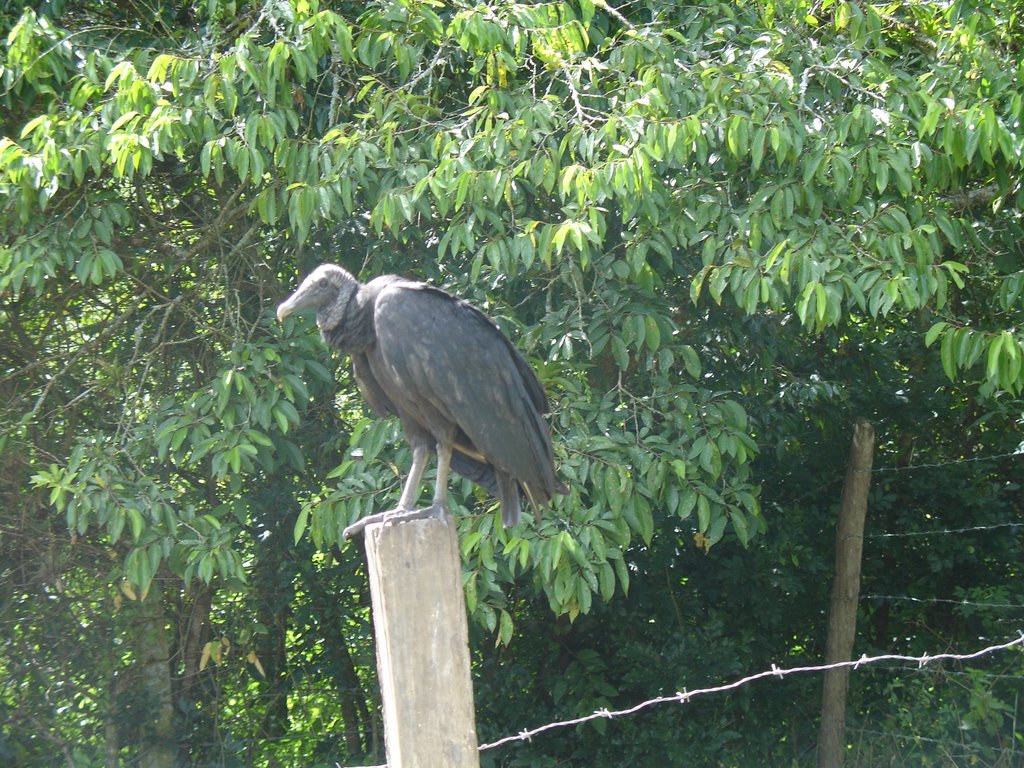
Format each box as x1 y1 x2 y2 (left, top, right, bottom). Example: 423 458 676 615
180 581 214 705
134 578 178 768
336 636 375 759
254 544 292 739
817 419 874 768
104 672 121 768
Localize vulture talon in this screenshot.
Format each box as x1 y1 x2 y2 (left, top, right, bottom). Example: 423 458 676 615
342 505 449 540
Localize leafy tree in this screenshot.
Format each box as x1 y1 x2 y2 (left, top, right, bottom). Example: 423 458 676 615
2 0 1022 765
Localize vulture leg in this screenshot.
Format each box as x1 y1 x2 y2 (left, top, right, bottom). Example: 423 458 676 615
341 441 448 540
397 441 430 510
429 440 452 513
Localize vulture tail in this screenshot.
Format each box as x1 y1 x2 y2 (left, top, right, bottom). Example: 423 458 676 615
496 470 522 527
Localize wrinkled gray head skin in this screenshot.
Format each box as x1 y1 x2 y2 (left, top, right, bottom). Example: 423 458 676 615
276 264 360 324
277 264 374 353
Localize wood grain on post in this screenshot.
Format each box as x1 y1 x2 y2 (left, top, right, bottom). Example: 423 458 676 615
364 517 480 768
817 419 875 768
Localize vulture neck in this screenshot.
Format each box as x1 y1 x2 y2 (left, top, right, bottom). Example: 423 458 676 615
319 286 375 353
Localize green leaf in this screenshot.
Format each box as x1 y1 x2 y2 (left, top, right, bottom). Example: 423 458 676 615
294 506 309 546
835 2 852 29
730 509 750 547
751 126 767 171
644 316 661 353
940 328 957 381
611 335 628 371
697 494 710 532
104 60 135 90
272 405 291 434
498 609 513 645
19 114 50 139
109 509 127 542
552 221 573 254
109 110 140 132
464 572 478 613
681 345 701 378
612 555 630 595
925 322 947 348
803 149 825 185
986 333 1004 383
461 530 484 557
127 508 144 542
599 562 615 602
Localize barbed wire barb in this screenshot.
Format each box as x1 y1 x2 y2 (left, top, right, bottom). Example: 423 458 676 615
478 632 1024 752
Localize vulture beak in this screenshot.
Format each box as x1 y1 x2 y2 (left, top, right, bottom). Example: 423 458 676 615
276 298 295 323
276 288 308 323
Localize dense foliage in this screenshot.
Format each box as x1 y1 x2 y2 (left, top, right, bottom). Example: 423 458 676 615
1 0 1022 765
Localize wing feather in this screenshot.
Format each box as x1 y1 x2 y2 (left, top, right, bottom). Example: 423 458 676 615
351 352 395 417
368 282 561 503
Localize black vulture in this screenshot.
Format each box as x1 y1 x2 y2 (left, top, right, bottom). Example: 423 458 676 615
276 264 567 538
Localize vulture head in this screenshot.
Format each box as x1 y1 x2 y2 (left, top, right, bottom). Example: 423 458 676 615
276 264 360 326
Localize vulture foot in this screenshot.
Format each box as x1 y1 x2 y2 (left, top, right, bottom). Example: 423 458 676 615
342 504 449 540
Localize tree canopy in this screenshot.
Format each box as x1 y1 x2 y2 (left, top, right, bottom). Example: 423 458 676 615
2 0 1022 765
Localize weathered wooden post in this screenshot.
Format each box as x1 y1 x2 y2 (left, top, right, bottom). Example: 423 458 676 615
817 418 875 768
363 516 480 768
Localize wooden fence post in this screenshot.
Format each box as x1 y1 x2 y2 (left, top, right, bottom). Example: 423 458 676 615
363 516 480 768
817 418 875 768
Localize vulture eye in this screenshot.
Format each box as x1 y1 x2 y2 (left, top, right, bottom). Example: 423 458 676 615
318 278 329 287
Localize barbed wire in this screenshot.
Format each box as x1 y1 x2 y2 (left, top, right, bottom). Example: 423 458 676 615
775 449 1021 511
873 450 1023 473
861 594 1024 610
863 664 1024 682
477 632 1024 752
866 521 1023 539
847 728 1012 760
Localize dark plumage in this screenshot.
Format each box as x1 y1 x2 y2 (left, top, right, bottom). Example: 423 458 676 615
276 264 566 537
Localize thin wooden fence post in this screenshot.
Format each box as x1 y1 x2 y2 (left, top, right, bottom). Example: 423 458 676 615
817 418 875 768
363 516 480 768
